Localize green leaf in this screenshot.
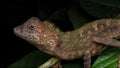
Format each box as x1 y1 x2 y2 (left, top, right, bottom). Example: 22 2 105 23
68 6 95 29
8 50 51 68
79 0 120 18
92 47 120 68
90 0 120 7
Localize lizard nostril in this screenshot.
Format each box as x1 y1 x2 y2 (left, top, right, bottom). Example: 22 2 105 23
14 25 23 34
14 27 19 33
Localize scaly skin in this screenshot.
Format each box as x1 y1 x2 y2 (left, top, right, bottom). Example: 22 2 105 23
14 17 120 68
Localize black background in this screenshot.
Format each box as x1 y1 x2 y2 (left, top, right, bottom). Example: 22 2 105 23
0 0 73 68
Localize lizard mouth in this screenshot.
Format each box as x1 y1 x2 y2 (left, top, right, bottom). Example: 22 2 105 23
13 26 28 41
13 25 40 44
14 26 21 37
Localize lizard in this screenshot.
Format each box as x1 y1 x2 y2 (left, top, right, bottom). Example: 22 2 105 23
13 17 120 68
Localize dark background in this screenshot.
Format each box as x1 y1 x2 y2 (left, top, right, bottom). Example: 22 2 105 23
2 0 120 68
0 0 74 68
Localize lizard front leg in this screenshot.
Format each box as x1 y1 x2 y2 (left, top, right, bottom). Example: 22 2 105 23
83 50 91 68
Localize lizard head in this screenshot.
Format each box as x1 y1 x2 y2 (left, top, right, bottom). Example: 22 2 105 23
14 17 60 55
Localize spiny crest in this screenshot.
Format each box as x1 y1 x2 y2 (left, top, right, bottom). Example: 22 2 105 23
43 20 61 33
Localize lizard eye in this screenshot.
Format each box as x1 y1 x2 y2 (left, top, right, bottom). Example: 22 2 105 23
29 25 35 30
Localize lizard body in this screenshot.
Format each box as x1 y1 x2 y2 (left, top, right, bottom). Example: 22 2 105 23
14 17 120 67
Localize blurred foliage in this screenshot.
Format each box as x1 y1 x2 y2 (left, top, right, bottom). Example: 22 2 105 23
8 51 51 68
10 0 120 68
92 47 120 68
79 0 120 18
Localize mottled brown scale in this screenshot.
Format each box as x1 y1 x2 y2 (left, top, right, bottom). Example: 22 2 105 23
14 17 120 68
74 19 120 57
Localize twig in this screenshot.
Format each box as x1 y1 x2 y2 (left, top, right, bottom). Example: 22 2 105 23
38 57 60 68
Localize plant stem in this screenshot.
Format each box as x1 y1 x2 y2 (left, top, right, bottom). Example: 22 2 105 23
38 57 60 68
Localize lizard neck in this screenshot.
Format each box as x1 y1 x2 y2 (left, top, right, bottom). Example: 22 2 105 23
53 30 84 60
43 21 84 60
